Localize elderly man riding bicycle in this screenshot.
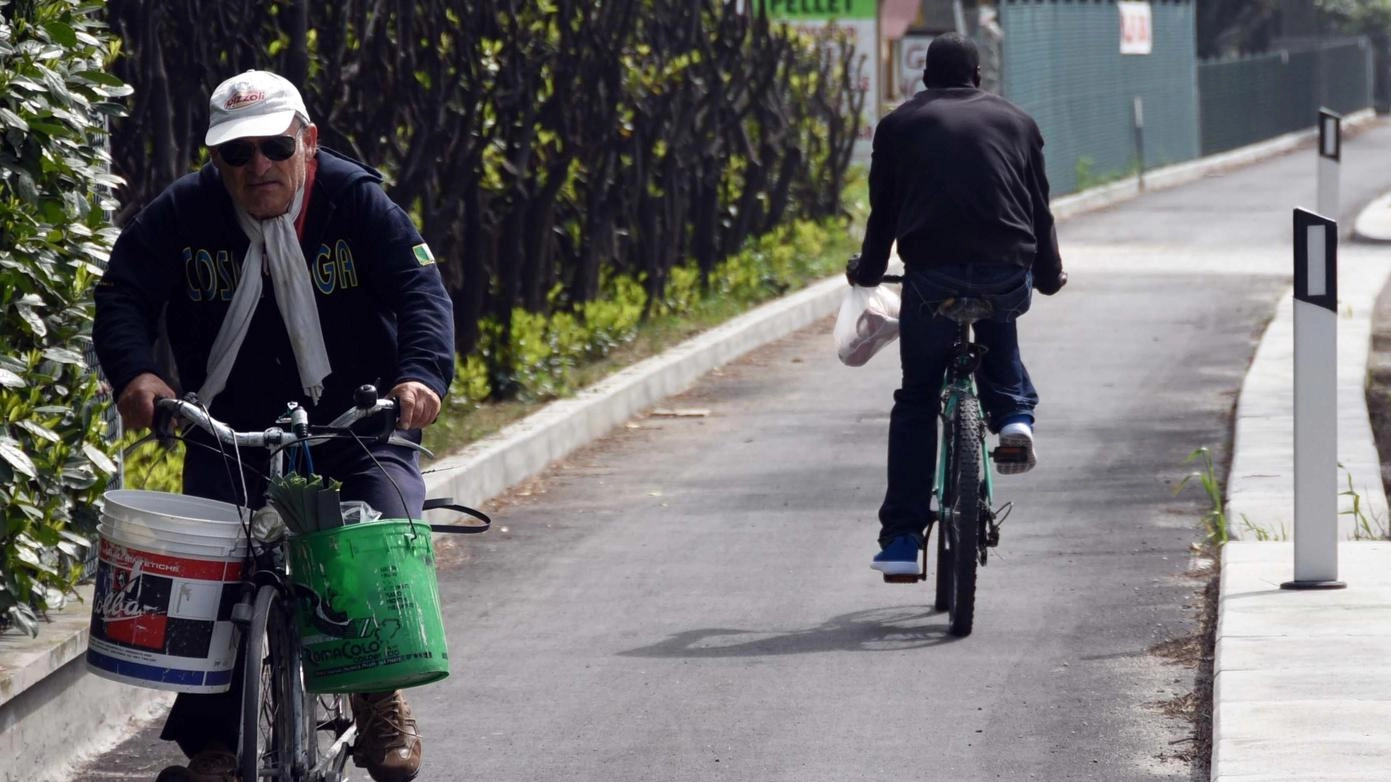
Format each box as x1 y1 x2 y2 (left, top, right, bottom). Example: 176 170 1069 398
94 68 454 782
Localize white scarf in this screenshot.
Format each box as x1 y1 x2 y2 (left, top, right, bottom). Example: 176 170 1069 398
199 183 332 407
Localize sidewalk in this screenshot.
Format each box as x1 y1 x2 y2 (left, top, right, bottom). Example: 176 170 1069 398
1215 198 1391 779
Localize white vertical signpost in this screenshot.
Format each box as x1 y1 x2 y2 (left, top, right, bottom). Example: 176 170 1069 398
1317 108 1342 219
1283 207 1346 590
1132 96 1145 190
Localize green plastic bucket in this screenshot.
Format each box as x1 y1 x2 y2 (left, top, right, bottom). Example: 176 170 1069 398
288 519 449 693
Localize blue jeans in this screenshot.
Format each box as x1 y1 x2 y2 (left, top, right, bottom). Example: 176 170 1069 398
878 263 1038 545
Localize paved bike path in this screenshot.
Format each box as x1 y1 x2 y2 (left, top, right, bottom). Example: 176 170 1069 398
411 121 1391 781
67 120 1391 781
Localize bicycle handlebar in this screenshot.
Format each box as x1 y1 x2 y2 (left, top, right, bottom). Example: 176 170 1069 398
154 385 400 451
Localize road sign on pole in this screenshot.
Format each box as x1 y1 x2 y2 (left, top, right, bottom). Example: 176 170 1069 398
1282 208 1346 590
1317 108 1341 221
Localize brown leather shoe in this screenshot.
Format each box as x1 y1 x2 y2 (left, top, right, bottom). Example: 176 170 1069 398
154 749 237 782
351 690 423 782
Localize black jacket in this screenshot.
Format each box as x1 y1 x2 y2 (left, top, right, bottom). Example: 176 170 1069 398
854 87 1064 292
94 148 455 431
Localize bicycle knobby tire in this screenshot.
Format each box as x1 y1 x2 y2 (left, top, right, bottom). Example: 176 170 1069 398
945 396 983 637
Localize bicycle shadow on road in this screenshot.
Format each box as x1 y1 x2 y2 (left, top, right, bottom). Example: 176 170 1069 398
617 605 960 659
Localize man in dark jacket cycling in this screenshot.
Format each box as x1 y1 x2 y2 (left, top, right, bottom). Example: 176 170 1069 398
94 69 451 782
846 34 1067 576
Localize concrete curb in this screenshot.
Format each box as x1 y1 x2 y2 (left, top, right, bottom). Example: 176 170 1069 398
422 275 847 508
5 116 1383 782
1353 190 1391 243
1213 183 1391 780
0 585 174 782
1051 109 1378 223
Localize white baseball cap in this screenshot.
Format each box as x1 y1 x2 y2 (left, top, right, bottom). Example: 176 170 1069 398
205 70 311 147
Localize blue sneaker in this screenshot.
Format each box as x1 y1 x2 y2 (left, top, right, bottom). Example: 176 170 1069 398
871 534 922 576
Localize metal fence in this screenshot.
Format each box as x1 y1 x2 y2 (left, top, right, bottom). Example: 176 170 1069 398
998 0 1200 197
1198 38 1375 156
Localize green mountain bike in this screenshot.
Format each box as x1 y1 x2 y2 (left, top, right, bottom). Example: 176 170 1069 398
881 277 1016 638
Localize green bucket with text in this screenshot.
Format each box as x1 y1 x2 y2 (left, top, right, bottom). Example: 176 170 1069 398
288 519 449 693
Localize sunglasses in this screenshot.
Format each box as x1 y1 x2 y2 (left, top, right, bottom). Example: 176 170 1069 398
216 129 303 167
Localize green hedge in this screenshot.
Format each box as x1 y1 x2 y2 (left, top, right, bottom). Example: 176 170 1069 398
0 0 128 635
119 196 864 485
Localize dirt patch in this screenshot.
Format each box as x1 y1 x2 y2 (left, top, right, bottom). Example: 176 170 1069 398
1149 565 1219 777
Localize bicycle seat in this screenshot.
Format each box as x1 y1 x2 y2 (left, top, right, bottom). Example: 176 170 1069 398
935 297 994 324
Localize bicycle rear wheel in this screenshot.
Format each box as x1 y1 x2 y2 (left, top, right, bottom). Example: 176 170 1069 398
241 585 304 781
944 396 983 637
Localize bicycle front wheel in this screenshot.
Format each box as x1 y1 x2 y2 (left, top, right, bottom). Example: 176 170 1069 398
307 691 355 781
944 396 983 637
241 585 304 782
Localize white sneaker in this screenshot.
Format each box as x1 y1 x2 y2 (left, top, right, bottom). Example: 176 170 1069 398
996 422 1037 475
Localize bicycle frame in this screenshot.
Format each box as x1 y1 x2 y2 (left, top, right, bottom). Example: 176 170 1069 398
156 390 406 782
934 323 995 524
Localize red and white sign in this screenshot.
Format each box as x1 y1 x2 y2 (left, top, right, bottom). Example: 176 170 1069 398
1119 1 1152 56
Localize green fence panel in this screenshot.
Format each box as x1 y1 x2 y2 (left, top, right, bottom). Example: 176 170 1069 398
998 0 1199 196
1199 39 1374 156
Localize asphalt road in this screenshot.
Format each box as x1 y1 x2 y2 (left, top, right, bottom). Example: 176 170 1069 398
74 120 1391 781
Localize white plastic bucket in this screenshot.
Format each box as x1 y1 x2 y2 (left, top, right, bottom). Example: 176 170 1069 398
86 490 249 694
97 518 246 558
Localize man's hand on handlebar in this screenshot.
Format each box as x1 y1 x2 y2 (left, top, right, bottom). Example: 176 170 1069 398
1034 269 1068 296
390 381 441 430
845 253 876 287
116 372 178 430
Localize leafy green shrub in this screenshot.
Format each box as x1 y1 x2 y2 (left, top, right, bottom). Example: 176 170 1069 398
580 275 647 358
0 0 129 635
117 431 183 493
448 354 492 411
655 263 702 317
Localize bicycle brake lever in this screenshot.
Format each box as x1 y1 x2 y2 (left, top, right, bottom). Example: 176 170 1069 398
386 434 433 459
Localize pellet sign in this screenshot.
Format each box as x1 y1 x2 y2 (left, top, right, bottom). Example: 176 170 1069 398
761 0 869 18
760 0 877 147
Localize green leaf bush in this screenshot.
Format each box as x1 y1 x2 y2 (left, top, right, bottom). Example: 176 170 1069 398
0 0 129 635
444 205 860 412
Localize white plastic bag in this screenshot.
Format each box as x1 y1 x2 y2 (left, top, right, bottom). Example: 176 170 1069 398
341 500 383 524
834 283 901 367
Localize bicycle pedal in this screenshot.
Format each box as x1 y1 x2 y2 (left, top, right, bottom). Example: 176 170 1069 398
992 445 1029 463
882 573 922 584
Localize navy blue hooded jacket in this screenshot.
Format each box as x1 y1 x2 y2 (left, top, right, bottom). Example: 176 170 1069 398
94 148 455 432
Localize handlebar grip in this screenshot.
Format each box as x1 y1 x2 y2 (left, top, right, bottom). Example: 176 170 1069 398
152 396 179 447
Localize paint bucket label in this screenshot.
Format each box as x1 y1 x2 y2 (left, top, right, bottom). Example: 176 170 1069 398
86 537 243 693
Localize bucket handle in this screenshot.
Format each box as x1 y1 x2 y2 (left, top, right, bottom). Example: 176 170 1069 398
421 497 492 534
